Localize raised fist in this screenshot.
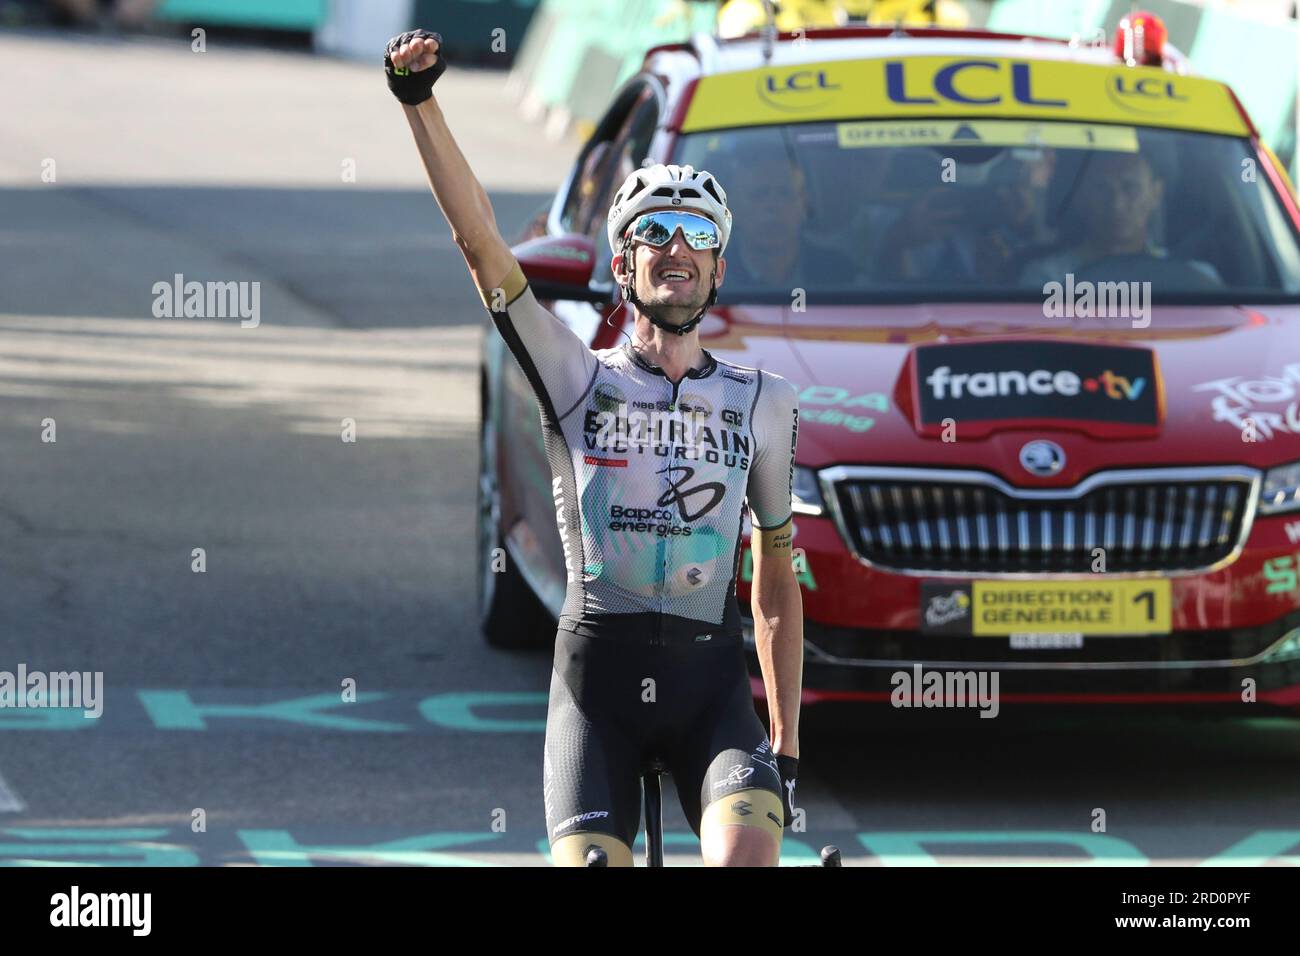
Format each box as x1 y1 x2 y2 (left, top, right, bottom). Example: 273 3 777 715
384 29 446 106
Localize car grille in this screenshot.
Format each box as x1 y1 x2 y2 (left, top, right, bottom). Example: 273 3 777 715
824 468 1257 574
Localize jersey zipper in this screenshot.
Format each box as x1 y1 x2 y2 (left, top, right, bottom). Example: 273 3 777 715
656 376 684 646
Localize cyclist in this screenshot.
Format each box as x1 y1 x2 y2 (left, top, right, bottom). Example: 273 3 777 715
386 30 804 867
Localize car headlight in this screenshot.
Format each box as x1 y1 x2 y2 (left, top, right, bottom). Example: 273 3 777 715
792 466 825 516
1259 461 1300 515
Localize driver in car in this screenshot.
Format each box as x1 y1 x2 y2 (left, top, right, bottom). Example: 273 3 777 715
1018 149 1222 288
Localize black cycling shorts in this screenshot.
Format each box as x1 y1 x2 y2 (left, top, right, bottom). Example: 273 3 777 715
542 617 784 864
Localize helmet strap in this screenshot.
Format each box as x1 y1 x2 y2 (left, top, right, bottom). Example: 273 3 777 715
620 241 717 337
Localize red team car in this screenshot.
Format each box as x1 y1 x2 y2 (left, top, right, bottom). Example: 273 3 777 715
477 14 1300 711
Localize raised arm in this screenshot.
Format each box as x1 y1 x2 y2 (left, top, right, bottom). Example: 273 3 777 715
386 30 598 424
388 31 514 292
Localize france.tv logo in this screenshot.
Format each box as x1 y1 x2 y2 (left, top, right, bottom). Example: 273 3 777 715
924 365 1146 401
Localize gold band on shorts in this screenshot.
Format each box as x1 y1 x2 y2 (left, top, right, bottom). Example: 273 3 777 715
701 787 785 843
550 831 635 867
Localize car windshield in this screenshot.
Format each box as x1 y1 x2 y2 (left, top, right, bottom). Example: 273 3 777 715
674 120 1300 304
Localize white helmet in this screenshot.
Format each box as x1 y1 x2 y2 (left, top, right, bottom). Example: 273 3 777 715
606 163 733 256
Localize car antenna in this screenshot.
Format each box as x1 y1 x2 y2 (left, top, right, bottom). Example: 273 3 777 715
889 18 908 38
760 0 777 63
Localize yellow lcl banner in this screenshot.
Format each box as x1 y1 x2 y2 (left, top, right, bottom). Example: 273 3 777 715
682 56 1249 138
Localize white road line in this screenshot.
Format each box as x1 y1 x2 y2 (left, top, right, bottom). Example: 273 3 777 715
0 770 27 813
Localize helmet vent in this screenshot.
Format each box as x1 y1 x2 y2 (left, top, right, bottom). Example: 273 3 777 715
651 186 675 197
701 179 722 203
676 188 700 198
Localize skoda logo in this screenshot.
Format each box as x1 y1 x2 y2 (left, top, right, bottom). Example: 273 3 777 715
1019 440 1065 477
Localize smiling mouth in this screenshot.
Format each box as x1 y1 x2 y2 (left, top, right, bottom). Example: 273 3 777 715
657 269 693 283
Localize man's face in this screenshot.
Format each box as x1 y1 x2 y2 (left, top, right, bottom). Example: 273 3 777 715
1078 152 1163 248
991 150 1055 227
612 208 725 313
725 166 806 267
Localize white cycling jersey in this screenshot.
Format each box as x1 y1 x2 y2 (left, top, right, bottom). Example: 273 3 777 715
481 260 800 636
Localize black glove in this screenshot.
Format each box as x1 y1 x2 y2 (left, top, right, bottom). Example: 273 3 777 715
775 754 799 828
384 29 447 106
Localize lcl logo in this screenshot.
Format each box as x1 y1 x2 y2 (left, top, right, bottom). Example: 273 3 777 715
1106 75 1190 116
884 60 1067 108
757 70 841 111
1113 77 1188 99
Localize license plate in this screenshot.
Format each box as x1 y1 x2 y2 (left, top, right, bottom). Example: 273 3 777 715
1009 632 1084 650
920 580 1171 636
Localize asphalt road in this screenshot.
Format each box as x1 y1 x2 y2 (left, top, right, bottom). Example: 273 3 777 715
1 29 1298 866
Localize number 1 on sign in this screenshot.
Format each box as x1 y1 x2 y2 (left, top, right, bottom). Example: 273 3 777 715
1132 589 1155 622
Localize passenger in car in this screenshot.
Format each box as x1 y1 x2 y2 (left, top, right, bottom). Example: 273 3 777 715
877 148 1057 285
1018 150 1222 288
709 152 861 295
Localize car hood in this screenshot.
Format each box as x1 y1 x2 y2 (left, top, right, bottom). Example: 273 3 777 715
701 302 1300 487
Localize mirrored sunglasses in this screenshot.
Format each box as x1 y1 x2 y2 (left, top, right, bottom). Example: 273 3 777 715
628 211 721 251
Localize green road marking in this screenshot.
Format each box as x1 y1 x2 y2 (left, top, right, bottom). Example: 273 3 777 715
1200 830 1300 865
137 691 407 731
0 828 199 866
417 692 547 732
0 706 94 730
2 689 552 732
237 830 503 866
0 827 1296 865
855 831 1147 866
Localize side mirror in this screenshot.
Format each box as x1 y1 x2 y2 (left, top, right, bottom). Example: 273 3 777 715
513 234 614 304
